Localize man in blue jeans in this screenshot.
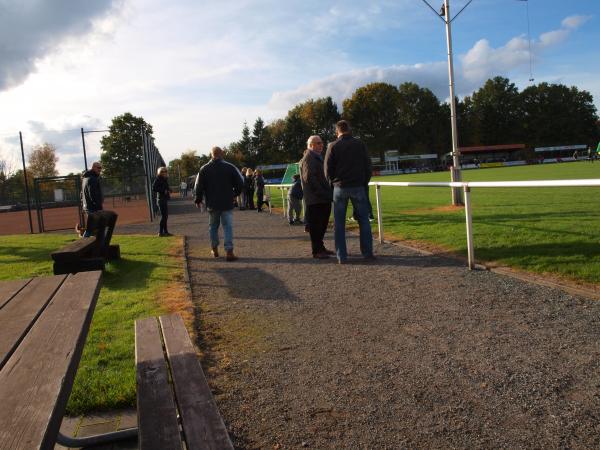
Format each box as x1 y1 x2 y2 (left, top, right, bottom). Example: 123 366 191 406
324 120 374 264
194 146 244 261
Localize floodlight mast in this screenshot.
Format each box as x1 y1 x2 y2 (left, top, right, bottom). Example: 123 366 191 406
444 0 462 206
421 0 472 206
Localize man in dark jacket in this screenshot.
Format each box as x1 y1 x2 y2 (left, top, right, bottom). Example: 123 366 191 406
194 146 244 261
300 135 334 259
81 161 104 238
82 161 104 214
324 120 374 264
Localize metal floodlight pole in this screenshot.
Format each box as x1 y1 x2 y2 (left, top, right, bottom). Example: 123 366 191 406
421 0 472 206
80 128 88 171
141 128 153 222
81 128 109 172
19 132 34 234
444 0 463 205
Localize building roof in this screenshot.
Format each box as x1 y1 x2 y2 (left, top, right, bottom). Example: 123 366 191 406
458 144 526 153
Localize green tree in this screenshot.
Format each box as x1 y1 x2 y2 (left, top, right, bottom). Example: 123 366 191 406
100 112 154 179
397 82 447 154
264 119 289 164
289 97 341 145
283 109 311 162
521 82 599 147
28 143 58 178
250 117 267 166
168 150 205 181
470 76 523 145
343 82 401 161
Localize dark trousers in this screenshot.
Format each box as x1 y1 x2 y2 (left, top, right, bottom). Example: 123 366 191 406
307 203 331 254
158 199 169 234
352 186 373 220
246 189 255 209
256 190 268 210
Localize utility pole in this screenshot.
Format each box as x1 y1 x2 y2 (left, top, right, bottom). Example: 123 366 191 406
443 0 462 205
421 0 473 206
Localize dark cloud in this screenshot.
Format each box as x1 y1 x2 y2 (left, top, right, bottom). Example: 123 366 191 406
0 0 120 91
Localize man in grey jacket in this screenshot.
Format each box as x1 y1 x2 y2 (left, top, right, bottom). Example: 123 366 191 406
324 120 374 264
300 135 334 259
194 147 244 261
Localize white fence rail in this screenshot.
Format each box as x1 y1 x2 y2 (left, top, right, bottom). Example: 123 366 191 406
267 179 600 270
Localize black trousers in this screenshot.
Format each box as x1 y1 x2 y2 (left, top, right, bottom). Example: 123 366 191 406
246 189 255 209
307 203 331 254
158 199 169 234
256 190 267 210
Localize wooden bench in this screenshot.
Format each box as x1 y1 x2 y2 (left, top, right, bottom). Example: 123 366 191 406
0 271 126 449
136 314 234 450
51 236 106 274
52 210 121 275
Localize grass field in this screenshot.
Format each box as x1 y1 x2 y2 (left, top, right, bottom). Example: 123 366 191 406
269 161 600 283
0 234 185 415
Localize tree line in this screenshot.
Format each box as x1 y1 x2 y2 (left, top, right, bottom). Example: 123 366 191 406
171 76 599 178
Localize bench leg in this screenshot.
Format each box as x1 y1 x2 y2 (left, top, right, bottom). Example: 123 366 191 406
56 427 137 447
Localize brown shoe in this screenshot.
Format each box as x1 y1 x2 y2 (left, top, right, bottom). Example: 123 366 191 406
211 247 219 258
226 250 238 262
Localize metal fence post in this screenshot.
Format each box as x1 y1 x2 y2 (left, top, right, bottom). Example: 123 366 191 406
463 185 475 270
375 184 384 243
19 131 34 234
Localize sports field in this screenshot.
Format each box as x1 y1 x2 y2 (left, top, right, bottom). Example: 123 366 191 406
372 161 600 283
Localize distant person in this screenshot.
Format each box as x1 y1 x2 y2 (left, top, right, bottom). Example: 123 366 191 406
287 174 303 225
194 146 244 261
588 146 594 163
180 180 188 197
300 135 334 259
573 150 579 160
244 168 255 210
255 169 268 212
324 120 374 264
81 161 104 238
153 167 172 237
239 167 248 210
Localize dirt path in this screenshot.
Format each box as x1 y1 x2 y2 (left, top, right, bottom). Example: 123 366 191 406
121 200 600 449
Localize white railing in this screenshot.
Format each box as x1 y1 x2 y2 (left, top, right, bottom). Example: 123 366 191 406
267 179 600 270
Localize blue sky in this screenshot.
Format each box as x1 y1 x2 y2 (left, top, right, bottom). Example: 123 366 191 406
0 0 598 174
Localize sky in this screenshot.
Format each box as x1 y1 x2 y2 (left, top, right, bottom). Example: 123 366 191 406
0 0 598 175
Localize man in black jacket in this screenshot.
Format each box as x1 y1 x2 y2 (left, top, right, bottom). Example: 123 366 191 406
324 120 374 264
300 135 334 259
81 161 104 238
194 147 244 261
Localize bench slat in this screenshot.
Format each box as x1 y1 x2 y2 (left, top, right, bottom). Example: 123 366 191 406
51 237 97 262
0 275 67 370
135 317 183 450
160 314 234 450
0 278 32 309
0 271 102 450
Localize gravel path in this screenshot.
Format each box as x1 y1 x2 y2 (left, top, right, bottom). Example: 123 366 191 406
119 200 600 449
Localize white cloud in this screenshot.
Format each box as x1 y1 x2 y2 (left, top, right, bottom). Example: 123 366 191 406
269 14 595 111
562 15 591 29
0 0 122 91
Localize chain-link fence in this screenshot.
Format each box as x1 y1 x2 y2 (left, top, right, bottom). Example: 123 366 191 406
1 127 166 235
33 175 83 232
